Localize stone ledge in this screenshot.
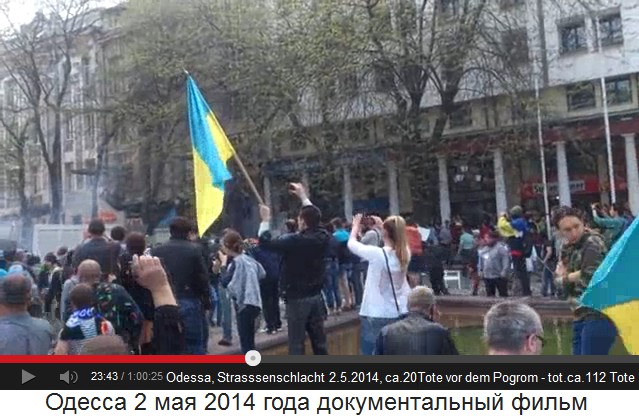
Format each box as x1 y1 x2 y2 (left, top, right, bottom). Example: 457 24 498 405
216 296 571 355
437 295 572 313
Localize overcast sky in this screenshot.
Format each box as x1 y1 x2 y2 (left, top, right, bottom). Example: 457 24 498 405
1 0 120 29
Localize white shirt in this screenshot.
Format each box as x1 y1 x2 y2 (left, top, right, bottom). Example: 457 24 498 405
417 227 430 242
348 239 410 319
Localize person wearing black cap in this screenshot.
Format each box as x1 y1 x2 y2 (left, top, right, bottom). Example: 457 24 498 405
0 274 54 354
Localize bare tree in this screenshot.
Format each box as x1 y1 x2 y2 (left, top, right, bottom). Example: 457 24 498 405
0 104 33 244
0 0 96 223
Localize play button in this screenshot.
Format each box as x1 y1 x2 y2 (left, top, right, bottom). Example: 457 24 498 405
22 370 35 385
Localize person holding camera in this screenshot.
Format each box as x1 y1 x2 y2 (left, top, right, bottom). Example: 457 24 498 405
348 213 411 355
591 203 627 248
257 183 330 355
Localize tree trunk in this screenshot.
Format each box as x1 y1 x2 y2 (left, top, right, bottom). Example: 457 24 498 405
17 162 32 249
49 165 63 224
91 174 99 219
49 111 64 224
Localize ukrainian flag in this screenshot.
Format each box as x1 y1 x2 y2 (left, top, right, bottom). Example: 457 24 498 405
186 76 235 236
580 217 639 354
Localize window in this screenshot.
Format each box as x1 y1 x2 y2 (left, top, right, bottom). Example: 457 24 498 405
76 171 84 190
347 121 368 142
499 0 524 10
317 79 335 101
290 129 309 152
338 72 359 95
64 114 74 152
85 113 95 149
4 81 16 109
65 163 73 191
81 158 96 190
383 117 400 137
271 137 282 156
0 173 5 209
559 21 587 53
374 67 395 92
439 0 459 16
420 114 430 133
449 103 473 128
598 13 623 46
81 56 91 86
502 29 529 64
606 77 632 105
566 82 596 110
511 99 534 122
30 167 38 195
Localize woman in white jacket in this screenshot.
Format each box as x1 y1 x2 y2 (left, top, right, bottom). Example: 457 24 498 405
348 214 411 355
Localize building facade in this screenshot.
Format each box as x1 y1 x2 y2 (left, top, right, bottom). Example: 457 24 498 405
261 0 639 226
2 1 639 235
0 6 126 225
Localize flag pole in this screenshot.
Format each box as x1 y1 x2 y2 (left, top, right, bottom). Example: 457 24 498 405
535 75 552 239
595 17 616 204
232 153 265 206
182 67 265 205
184 68 265 206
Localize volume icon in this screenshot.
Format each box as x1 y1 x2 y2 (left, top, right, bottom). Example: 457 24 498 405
60 370 78 384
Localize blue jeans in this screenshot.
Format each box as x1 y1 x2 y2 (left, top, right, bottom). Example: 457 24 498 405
177 297 209 355
360 316 398 355
219 287 233 341
215 285 223 325
542 261 556 297
572 317 617 355
323 260 340 310
209 286 219 324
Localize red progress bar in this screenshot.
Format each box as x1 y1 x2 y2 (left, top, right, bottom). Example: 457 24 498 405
0 355 246 363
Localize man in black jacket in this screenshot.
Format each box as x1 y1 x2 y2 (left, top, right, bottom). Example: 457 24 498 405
73 219 120 278
375 286 458 355
258 183 330 355
152 217 211 354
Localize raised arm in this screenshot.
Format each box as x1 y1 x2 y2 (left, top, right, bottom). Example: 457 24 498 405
258 182 313 250
347 214 383 262
592 212 624 229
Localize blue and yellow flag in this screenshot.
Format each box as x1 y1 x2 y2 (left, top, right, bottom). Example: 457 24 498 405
186 76 235 236
580 217 639 354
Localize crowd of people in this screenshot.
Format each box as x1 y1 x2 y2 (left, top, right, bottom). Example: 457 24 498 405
0 180 630 356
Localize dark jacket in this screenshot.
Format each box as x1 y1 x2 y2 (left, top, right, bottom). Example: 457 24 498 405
44 267 63 315
375 312 458 355
152 305 184 355
73 237 121 276
118 251 155 321
250 246 280 283
152 238 211 308
424 245 447 270
326 236 340 260
260 228 330 300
